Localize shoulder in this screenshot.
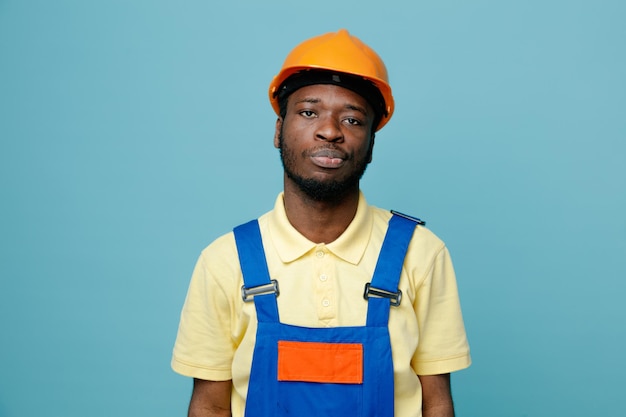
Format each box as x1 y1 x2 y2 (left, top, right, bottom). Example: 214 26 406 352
369 204 446 253
199 206 275 260
197 207 277 273
199 230 237 262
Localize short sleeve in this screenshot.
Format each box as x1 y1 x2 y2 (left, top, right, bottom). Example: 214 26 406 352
171 235 240 381
411 245 471 375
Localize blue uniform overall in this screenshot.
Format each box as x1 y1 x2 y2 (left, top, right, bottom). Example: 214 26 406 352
233 213 420 417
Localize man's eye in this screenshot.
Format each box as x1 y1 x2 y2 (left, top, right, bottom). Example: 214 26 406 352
345 118 361 126
300 110 315 118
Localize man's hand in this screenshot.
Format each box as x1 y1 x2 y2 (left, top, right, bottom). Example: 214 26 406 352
419 373 455 417
188 379 232 417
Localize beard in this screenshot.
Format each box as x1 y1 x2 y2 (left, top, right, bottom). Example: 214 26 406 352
278 130 372 203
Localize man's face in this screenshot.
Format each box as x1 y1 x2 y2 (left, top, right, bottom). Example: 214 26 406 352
274 83 376 202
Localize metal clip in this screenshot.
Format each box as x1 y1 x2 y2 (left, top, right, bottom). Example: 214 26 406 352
391 210 426 226
241 280 280 302
363 282 402 307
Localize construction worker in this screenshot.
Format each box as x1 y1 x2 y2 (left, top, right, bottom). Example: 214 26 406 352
172 29 471 417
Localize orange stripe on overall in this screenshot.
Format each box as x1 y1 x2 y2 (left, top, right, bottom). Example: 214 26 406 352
277 341 363 384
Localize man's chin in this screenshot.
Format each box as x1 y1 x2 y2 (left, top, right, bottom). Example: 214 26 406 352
288 175 356 202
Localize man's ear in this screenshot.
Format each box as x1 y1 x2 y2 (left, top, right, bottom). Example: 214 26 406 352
274 117 283 148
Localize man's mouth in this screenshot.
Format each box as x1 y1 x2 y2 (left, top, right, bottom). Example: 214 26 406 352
309 149 347 169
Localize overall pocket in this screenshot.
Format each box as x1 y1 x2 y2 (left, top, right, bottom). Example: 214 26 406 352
276 341 364 416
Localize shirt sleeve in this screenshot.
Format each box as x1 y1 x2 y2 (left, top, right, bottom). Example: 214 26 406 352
171 235 239 381
411 245 471 375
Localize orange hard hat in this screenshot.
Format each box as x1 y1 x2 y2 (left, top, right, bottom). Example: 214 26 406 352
269 29 394 131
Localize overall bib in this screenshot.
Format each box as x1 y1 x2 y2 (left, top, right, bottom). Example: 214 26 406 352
233 213 420 417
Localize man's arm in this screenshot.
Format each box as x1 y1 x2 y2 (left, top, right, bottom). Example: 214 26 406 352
188 379 232 417
419 373 455 417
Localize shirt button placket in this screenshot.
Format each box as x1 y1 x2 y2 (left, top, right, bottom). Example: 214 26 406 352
313 246 335 321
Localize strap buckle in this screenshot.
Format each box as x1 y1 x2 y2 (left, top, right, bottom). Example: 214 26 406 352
363 282 402 307
241 280 280 302
391 210 426 226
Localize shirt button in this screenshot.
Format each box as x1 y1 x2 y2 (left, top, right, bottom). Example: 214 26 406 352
322 299 330 307
320 274 328 282
316 251 325 258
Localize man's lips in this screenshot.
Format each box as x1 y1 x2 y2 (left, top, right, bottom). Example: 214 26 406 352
309 149 347 169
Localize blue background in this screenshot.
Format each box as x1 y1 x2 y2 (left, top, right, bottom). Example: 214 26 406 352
1 1 624 416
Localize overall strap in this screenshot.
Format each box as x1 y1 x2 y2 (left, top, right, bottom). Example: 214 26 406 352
233 220 279 323
366 213 419 327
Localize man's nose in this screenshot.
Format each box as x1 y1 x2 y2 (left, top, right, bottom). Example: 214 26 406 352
315 116 344 142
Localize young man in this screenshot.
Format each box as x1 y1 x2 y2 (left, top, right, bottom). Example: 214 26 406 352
172 29 471 417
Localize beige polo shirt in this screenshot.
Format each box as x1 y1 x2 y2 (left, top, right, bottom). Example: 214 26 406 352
172 192 471 417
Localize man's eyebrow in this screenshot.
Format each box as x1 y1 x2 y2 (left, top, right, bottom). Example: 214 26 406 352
294 98 369 116
294 97 321 104
345 103 369 116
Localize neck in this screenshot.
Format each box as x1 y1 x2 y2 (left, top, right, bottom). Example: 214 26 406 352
282 180 360 244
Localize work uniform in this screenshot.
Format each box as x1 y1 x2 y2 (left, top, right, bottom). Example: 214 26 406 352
235 211 416 416
172 192 471 417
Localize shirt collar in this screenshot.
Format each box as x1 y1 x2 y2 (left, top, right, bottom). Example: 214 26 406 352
267 192 373 265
